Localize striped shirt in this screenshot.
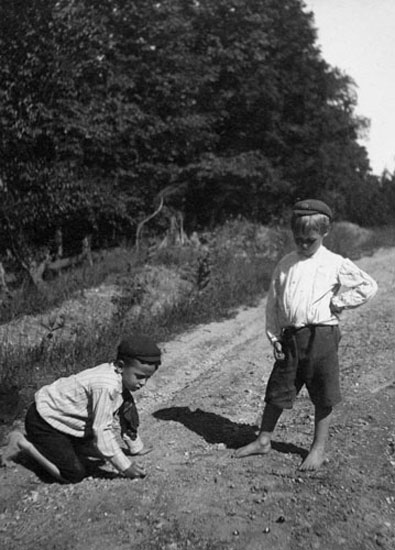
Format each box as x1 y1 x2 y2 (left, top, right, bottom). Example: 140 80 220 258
266 245 378 342
35 363 131 473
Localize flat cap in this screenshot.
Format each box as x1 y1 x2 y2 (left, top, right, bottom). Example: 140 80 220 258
117 335 161 365
292 199 332 220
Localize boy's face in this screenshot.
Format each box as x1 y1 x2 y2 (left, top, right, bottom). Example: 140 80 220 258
293 229 326 258
121 359 157 392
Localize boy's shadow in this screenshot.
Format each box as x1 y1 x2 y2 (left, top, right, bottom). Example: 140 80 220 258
153 406 307 458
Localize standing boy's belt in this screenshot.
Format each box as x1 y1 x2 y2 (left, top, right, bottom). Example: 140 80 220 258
282 324 334 336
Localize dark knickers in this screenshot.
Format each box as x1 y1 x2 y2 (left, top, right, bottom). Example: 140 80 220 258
25 403 90 483
265 325 342 410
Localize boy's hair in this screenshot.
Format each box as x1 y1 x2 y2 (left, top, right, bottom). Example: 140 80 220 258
291 213 331 236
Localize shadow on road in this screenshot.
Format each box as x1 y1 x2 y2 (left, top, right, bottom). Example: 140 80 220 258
153 406 307 458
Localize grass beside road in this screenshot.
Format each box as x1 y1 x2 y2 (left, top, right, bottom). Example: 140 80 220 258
0 220 392 419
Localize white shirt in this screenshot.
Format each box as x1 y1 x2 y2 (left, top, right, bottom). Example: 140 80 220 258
35 363 131 473
266 245 377 342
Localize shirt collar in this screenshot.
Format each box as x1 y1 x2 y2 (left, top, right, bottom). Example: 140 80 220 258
296 244 325 261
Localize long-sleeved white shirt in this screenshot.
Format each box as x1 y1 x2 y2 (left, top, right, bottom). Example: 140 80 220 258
35 363 131 473
266 245 378 343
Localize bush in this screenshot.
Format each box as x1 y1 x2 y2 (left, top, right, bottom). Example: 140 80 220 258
0 219 393 422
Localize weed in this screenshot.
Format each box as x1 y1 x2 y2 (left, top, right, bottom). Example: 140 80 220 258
0 220 393 424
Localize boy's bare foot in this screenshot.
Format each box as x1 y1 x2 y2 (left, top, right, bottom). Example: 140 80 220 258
298 446 326 471
234 437 271 458
0 430 29 467
1 430 65 481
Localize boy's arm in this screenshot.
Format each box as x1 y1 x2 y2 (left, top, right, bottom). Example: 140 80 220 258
331 258 378 311
265 266 285 360
91 389 144 477
265 265 281 344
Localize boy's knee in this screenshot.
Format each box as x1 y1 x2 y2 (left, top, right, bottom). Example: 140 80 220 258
62 469 86 484
60 461 86 484
314 404 333 420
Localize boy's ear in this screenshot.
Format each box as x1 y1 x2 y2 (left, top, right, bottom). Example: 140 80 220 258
114 359 125 373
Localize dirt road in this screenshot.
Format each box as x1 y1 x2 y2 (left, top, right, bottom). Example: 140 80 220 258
1 247 394 550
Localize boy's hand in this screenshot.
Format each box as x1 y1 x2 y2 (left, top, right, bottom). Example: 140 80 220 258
273 341 285 361
123 461 146 479
330 301 344 315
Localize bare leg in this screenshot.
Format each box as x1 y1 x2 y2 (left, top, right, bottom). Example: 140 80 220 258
234 403 283 458
1 430 65 482
299 405 332 471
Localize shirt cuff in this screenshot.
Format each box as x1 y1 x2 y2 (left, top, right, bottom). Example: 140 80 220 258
266 332 280 344
110 450 132 474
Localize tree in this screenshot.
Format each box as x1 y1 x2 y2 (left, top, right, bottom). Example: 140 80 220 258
0 0 378 262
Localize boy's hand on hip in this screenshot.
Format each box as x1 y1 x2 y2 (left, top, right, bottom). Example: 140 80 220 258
330 301 344 315
123 461 146 479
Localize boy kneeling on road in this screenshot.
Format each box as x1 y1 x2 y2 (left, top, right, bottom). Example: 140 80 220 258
1 335 161 483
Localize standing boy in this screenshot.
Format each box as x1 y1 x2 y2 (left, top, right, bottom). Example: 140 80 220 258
235 199 377 470
1 335 161 483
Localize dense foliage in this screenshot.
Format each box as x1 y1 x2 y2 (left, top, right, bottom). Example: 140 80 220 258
0 0 394 257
